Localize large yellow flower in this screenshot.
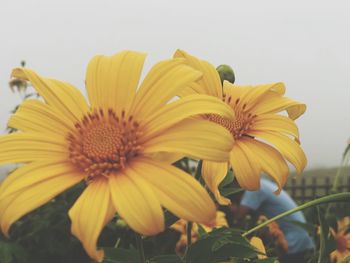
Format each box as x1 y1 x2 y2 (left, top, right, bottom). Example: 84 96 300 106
174 50 307 205
0 51 235 262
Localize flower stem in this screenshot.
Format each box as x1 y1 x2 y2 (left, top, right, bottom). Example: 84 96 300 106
186 221 193 247
326 145 350 216
243 192 350 237
331 147 350 193
135 233 146 263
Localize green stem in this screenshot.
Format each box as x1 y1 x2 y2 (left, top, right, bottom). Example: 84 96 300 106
186 221 193 247
135 233 146 263
326 146 350 216
243 192 350 237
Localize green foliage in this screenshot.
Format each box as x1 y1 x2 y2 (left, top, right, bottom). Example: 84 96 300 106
149 255 184 263
219 170 243 197
0 241 27 263
317 207 335 263
185 228 257 263
0 184 92 263
102 227 275 263
103 248 139 263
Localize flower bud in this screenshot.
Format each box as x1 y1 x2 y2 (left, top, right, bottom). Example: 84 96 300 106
216 64 235 84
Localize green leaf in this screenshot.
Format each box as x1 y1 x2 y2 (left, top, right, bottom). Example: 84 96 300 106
103 247 139 263
0 243 13 263
196 224 207 238
186 228 257 263
219 170 234 188
149 255 184 263
219 170 243 198
220 187 243 197
0 241 28 263
317 207 335 263
254 258 278 263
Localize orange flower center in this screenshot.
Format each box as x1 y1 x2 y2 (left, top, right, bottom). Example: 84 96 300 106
67 109 142 180
206 95 256 139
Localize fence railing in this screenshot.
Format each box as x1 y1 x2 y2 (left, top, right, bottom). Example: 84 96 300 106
284 175 350 203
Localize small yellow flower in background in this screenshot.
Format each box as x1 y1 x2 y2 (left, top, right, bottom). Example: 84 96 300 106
250 236 267 259
330 217 350 263
0 51 235 262
174 50 307 205
171 211 228 253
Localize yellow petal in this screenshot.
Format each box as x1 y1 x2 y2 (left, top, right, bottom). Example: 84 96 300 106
223 81 251 106
241 83 285 111
109 171 164 236
230 143 261 190
223 82 285 111
252 114 299 139
0 160 82 199
143 118 233 162
174 49 223 98
8 99 74 136
237 138 289 193
85 51 146 112
201 160 231 205
141 94 234 139
11 68 89 123
130 58 202 119
0 168 82 236
251 91 306 120
248 130 307 174
176 82 206 97
147 152 184 164
250 237 267 259
68 179 115 263
0 133 68 165
337 217 350 231
131 158 216 225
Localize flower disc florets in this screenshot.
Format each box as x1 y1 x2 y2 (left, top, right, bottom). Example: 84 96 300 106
68 108 141 180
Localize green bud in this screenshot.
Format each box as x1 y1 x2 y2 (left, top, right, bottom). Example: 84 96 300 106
115 218 128 229
216 64 235 84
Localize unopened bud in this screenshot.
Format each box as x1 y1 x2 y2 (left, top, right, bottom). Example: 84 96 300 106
216 64 235 84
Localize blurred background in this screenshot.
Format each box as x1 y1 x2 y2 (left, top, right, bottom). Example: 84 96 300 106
1 0 350 174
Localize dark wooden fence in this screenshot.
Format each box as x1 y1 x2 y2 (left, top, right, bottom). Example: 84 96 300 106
284 176 350 203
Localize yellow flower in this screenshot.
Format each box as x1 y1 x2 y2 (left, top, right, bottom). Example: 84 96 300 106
330 217 350 263
171 211 228 253
174 50 307 205
250 236 267 259
0 51 235 262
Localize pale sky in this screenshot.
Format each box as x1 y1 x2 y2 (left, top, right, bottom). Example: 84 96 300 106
1 0 350 169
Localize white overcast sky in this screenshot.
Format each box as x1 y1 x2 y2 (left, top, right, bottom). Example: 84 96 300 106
1 0 350 169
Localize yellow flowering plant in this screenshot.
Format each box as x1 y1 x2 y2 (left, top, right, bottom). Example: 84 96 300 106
0 49 349 263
